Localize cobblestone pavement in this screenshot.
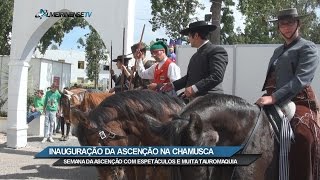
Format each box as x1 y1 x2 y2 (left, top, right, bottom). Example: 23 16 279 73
0 133 97 180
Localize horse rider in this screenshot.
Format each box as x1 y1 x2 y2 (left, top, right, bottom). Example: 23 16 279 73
109 55 132 93
161 21 229 101
130 42 155 89
256 8 320 180
134 41 181 92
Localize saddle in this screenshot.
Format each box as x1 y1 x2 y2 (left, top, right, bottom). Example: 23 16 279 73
263 101 296 141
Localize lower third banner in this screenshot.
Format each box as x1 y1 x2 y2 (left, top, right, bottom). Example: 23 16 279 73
53 154 260 166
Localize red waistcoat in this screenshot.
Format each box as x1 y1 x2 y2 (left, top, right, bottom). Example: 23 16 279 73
153 59 173 84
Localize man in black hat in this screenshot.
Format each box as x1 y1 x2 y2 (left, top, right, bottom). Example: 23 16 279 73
109 55 132 93
161 20 228 99
256 8 320 180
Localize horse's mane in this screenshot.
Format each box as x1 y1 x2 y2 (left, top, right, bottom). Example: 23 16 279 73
88 90 185 128
180 93 256 117
152 94 261 147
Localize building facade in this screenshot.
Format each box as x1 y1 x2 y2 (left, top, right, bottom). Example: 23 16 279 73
33 49 110 89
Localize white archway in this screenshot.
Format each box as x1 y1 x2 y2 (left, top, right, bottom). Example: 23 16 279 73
8 0 135 148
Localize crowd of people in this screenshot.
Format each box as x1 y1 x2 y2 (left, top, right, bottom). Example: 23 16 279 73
27 84 76 143
24 7 320 180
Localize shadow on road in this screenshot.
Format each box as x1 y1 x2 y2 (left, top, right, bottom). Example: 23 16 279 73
0 164 97 180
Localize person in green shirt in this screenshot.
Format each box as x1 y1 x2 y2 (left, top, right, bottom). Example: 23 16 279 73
27 90 45 123
42 84 61 143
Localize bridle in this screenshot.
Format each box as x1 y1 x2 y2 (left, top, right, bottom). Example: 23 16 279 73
83 123 128 180
62 90 128 180
98 126 128 180
97 126 128 144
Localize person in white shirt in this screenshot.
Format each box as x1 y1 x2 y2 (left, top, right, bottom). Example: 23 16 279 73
134 41 181 91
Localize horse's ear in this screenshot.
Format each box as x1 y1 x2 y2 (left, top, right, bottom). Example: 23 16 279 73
71 108 90 128
64 89 73 95
184 112 203 143
142 114 164 135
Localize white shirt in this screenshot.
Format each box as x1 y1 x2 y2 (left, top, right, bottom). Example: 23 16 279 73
136 58 181 82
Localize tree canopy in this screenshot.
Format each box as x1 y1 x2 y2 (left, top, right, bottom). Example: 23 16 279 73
150 0 205 40
0 0 13 55
77 28 108 88
1 0 319 56
38 18 88 54
150 0 320 44
237 0 320 44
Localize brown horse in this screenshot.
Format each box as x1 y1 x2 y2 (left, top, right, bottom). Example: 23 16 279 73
73 90 185 180
60 88 113 124
144 93 278 180
60 88 118 179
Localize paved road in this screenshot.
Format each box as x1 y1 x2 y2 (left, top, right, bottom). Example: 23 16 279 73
0 133 98 180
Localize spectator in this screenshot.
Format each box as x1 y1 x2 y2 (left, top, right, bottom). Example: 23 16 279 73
42 84 61 143
27 90 45 123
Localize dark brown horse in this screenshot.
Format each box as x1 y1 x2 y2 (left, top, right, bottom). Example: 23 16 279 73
144 93 278 180
73 90 185 180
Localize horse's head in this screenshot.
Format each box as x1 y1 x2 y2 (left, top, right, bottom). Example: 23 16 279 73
144 112 219 146
60 93 72 123
71 108 128 180
71 108 128 146
144 112 220 180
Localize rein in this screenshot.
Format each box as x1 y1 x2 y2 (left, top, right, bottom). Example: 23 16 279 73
240 105 263 153
229 105 263 180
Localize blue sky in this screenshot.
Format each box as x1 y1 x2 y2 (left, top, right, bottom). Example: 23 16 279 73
58 0 243 51
58 0 171 51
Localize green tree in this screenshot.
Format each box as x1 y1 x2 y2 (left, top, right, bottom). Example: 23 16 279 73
50 44 59 50
0 0 88 55
238 0 320 44
38 18 88 54
219 0 236 44
149 0 236 45
78 28 108 88
0 0 13 55
150 0 205 40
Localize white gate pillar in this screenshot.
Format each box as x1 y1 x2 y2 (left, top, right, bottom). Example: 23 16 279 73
6 60 29 148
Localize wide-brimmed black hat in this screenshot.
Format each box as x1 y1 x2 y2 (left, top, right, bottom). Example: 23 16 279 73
112 55 132 63
269 8 308 22
180 21 217 35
